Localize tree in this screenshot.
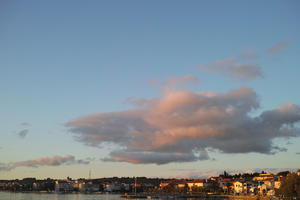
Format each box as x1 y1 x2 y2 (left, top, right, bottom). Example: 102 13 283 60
276 172 300 198
206 181 220 193
277 171 290 177
162 183 176 194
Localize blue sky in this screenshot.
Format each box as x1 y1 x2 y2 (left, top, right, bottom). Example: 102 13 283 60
0 0 300 179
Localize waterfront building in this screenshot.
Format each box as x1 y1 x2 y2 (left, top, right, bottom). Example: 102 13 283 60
104 183 121 192
186 179 206 188
253 173 274 181
54 180 73 193
233 181 244 194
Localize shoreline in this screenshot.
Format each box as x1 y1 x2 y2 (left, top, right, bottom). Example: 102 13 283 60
224 195 275 200
0 191 277 200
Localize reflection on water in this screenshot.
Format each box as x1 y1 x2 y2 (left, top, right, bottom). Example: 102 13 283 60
0 192 121 200
0 192 226 200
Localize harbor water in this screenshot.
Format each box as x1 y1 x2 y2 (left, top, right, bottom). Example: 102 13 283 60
0 192 227 200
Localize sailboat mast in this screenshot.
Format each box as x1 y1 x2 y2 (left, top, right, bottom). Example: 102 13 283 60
134 177 137 195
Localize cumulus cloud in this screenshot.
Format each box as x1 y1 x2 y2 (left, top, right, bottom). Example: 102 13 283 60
18 129 29 139
0 155 91 171
103 150 209 165
200 58 263 80
267 39 291 54
66 87 300 165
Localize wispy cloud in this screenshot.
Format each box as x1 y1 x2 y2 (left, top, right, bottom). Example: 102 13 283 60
200 40 293 80
150 75 199 91
238 48 259 60
66 87 300 165
20 122 30 126
267 39 292 54
0 155 91 171
199 58 263 80
18 129 29 139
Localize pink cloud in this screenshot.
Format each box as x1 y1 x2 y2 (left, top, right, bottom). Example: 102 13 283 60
267 39 292 54
150 75 199 92
66 88 300 165
200 58 263 80
0 155 91 171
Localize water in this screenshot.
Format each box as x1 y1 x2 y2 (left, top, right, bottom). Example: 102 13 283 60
0 192 123 200
0 192 225 200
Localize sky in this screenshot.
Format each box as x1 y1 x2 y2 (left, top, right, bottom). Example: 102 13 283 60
0 0 300 180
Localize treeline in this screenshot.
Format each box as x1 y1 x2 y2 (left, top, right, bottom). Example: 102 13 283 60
275 171 300 198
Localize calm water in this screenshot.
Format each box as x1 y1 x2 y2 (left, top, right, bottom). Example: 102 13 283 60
0 192 123 200
0 192 217 200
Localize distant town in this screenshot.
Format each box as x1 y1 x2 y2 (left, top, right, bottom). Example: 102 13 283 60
1 169 299 199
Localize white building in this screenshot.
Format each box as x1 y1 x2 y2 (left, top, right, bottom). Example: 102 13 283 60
104 183 121 192
233 181 243 194
55 180 73 193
